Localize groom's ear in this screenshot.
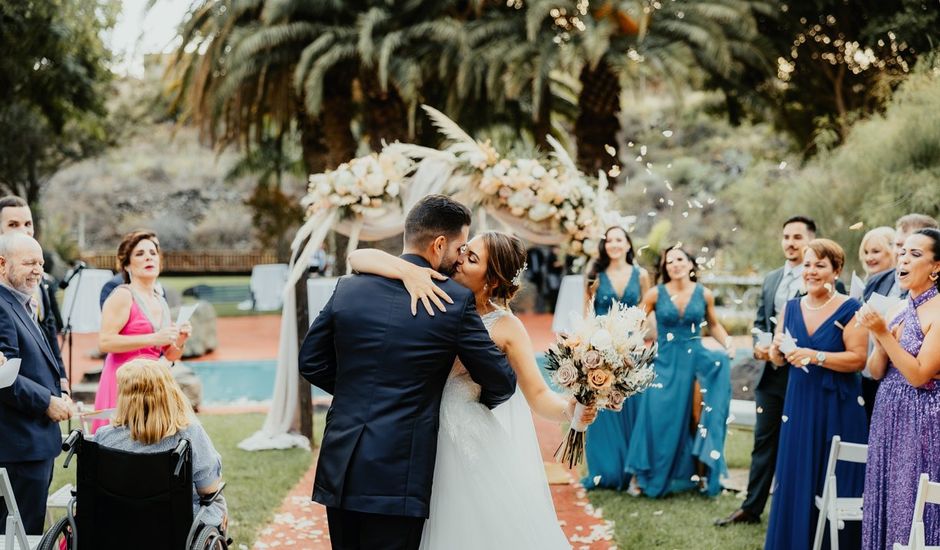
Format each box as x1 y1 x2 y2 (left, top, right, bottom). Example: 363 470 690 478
432 235 447 253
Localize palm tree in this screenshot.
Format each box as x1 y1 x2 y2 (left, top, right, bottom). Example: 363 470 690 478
571 0 774 176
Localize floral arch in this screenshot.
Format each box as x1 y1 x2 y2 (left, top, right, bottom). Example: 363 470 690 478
240 105 623 450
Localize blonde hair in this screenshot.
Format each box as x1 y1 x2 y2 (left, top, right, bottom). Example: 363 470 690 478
803 238 846 275
858 226 896 268
113 359 192 444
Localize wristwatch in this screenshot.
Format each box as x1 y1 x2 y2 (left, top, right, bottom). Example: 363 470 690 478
815 351 827 365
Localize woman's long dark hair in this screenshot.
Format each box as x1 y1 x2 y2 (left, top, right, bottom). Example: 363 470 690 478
586 227 635 289
658 247 697 284
916 228 940 290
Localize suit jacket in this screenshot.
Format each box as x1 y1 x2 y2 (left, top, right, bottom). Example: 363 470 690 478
863 268 896 301
0 285 67 462
299 255 517 518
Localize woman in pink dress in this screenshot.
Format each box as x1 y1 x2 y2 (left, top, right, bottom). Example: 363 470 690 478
93 231 190 432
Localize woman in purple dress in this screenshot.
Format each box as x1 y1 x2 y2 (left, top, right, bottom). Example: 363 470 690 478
858 228 940 549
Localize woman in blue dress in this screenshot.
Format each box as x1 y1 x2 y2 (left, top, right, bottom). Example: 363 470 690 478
765 239 868 550
625 246 734 497
581 226 651 491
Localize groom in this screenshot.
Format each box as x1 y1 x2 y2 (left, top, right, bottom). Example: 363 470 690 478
299 194 518 550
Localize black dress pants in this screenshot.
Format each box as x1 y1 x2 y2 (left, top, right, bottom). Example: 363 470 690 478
0 458 56 535
741 366 788 517
326 507 424 550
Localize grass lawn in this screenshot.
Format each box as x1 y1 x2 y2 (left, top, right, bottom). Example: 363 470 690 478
51 413 320 547
586 426 768 549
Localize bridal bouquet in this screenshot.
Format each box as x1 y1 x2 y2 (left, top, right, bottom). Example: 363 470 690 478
545 303 658 467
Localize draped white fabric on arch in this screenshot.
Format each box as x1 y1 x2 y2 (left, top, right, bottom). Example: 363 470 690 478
238 107 612 451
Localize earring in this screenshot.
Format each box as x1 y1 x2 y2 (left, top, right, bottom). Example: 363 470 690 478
931 272 939 282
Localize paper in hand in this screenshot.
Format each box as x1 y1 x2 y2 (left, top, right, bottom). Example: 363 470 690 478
756 331 773 348
0 358 21 389
866 292 902 318
779 330 798 355
176 303 199 326
849 272 865 301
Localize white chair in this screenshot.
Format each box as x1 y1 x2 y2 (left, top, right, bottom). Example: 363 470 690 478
893 473 940 550
0 468 41 549
812 436 868 550
250 263 289 311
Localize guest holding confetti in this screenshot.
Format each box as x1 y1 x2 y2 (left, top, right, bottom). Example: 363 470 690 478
765 239 868 550
858 228 940 550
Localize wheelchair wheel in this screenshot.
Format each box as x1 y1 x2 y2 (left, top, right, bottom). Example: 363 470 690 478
37 516 72 550
192 525 228 549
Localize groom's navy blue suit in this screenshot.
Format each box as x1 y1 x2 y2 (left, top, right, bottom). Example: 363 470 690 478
300 254 517 549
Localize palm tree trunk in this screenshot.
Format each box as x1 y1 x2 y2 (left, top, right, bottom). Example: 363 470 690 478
574 59 621 178
322 66 357 169
360 72 409 150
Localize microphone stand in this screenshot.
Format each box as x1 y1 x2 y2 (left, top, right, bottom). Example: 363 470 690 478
60 267 85 432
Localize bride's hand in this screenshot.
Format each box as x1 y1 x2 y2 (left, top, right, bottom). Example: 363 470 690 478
0 352 5 366
567 398 598 426
400 263 453 316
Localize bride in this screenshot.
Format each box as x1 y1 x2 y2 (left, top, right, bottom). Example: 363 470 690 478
349 231 595 549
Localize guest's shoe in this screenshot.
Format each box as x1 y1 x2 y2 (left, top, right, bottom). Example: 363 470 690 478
714 509 760 527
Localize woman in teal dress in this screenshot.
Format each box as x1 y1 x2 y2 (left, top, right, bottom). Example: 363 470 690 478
625 246 734 497
581 226 651 491
765 239 868 550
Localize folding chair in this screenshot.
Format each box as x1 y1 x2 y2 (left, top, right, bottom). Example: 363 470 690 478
812 435 867 550
893 473 940 550
0 469 41 550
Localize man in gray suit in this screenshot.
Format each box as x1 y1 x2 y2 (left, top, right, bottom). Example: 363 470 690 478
716 215 816 526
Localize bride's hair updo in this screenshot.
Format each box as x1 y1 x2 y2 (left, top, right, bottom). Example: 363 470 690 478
481 231 527 306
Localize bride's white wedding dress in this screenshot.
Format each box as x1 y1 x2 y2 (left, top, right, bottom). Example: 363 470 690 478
420 309 570 549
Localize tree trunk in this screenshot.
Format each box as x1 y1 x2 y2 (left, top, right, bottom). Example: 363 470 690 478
533 78 552 150
360 72 409 150
322 67 357 169
574 59 621 179
298 111 328 175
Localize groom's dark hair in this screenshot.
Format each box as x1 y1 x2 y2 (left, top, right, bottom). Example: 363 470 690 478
404 195 472 249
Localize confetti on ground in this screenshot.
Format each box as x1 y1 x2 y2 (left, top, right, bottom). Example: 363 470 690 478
849 222 864 230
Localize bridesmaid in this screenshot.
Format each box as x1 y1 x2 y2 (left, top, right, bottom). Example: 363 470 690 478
94 231 190 432
858 228 940 549
625 246 733 498
765 238 868 550
581 226 650 491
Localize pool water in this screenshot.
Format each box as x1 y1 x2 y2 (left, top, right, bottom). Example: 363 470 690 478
190 351 751 405
188 357 558 405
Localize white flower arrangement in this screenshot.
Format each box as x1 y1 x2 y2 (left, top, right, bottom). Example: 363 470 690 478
303 150 415 218
300 105 617 271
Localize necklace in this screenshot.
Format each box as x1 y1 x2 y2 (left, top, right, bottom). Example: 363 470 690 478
803 292 836 311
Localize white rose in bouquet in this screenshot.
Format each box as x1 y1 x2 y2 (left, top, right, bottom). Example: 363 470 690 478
590 328 613 351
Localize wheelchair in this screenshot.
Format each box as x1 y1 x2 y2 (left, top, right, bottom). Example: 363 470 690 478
37 430 231 549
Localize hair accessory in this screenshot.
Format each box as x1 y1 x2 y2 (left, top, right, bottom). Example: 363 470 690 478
512 262 528 287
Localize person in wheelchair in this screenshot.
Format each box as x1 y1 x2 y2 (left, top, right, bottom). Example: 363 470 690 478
92 359 228 530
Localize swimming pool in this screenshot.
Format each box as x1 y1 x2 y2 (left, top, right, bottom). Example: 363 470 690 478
187 357 560 405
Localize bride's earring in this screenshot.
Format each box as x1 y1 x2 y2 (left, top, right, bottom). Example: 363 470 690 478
931 272 939 282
